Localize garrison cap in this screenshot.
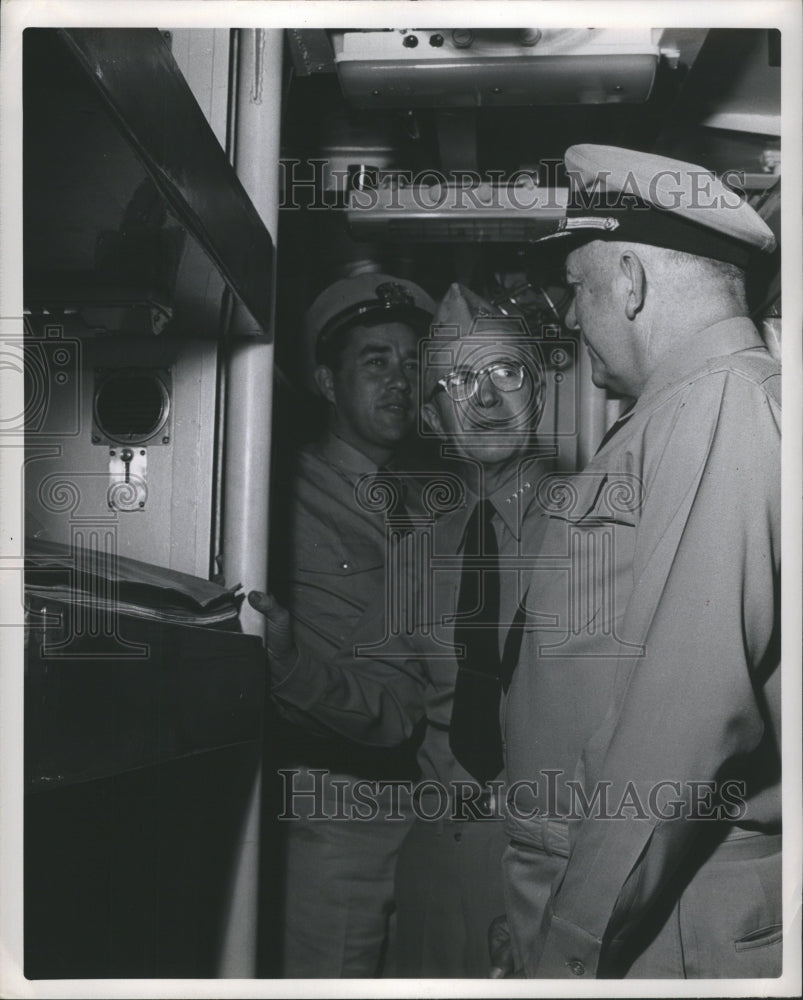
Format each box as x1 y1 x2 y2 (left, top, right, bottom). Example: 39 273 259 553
536 144 777 267
301 272 434 394
423 282 534 399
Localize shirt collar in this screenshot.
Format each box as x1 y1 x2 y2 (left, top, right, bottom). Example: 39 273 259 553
637 316 763 408
317 431 382 480
460 456 543 540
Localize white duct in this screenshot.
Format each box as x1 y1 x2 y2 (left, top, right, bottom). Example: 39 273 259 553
218 27 282 978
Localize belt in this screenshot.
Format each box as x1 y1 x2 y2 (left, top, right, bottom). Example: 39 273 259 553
453 787 500 821
271 719 420 781
506 816 571 858
417 785 503 822
505 823 780 863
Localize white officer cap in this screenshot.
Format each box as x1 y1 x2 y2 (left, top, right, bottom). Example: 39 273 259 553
301 273 435 394
535 144 777 266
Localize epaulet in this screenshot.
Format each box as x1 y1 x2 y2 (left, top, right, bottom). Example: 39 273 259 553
708 349 780 405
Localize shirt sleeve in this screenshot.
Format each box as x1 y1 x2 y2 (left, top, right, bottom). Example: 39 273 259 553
530 368 781 977
269 596 428 748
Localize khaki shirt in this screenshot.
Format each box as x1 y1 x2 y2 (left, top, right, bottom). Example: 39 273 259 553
270 432 426 750
504 317 781 975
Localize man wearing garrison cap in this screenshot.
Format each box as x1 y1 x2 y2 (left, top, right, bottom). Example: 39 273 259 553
494 146 782 978
394 283 556 976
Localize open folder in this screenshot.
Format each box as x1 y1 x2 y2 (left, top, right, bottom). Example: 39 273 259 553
24 535 244 629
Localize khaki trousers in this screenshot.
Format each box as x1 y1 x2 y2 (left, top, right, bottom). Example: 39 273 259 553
395 815 508 977
280 768 412 978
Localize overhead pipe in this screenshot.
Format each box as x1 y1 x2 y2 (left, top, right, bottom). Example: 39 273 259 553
217 28 283 977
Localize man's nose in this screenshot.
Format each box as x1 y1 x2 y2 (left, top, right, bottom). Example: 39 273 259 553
387 361 413 393
475 370 501 408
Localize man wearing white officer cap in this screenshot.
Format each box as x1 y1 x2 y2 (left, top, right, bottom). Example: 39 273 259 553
249 271 434 976
494 145 781 978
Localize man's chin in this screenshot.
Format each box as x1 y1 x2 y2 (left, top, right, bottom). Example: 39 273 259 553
374 413 414 439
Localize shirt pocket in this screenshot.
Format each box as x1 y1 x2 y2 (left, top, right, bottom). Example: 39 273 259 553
523 471 640 655
290 535 387 646
294 532 385 578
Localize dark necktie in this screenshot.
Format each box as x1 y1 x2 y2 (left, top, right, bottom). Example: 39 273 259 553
449 499 504 785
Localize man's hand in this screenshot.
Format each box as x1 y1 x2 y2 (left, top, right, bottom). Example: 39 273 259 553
248 590 294 659
488 913 516 978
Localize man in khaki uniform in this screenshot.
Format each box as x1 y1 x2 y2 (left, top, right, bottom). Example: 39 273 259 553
250 273 434 977
497 145 781 978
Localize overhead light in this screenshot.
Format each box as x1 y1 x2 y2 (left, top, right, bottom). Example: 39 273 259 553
332 28 662 108
347 177 568 242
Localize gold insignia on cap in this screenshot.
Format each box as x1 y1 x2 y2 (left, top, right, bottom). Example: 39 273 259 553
374 282 416 309
561 216 620 232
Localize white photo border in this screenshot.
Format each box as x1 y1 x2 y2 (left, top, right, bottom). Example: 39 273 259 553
1 2 800 998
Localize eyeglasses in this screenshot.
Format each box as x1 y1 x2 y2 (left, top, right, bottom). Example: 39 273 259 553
433 361 527 403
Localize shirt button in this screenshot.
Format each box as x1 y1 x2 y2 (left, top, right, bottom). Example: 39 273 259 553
453 830 462 842
341 562 349 570
566 959 585 976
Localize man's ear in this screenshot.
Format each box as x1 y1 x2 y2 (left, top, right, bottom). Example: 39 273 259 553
422 400 444 437
619 251 646 320
314 365 336 404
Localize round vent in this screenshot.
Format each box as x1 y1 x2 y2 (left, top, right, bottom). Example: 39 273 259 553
94 370 169 444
